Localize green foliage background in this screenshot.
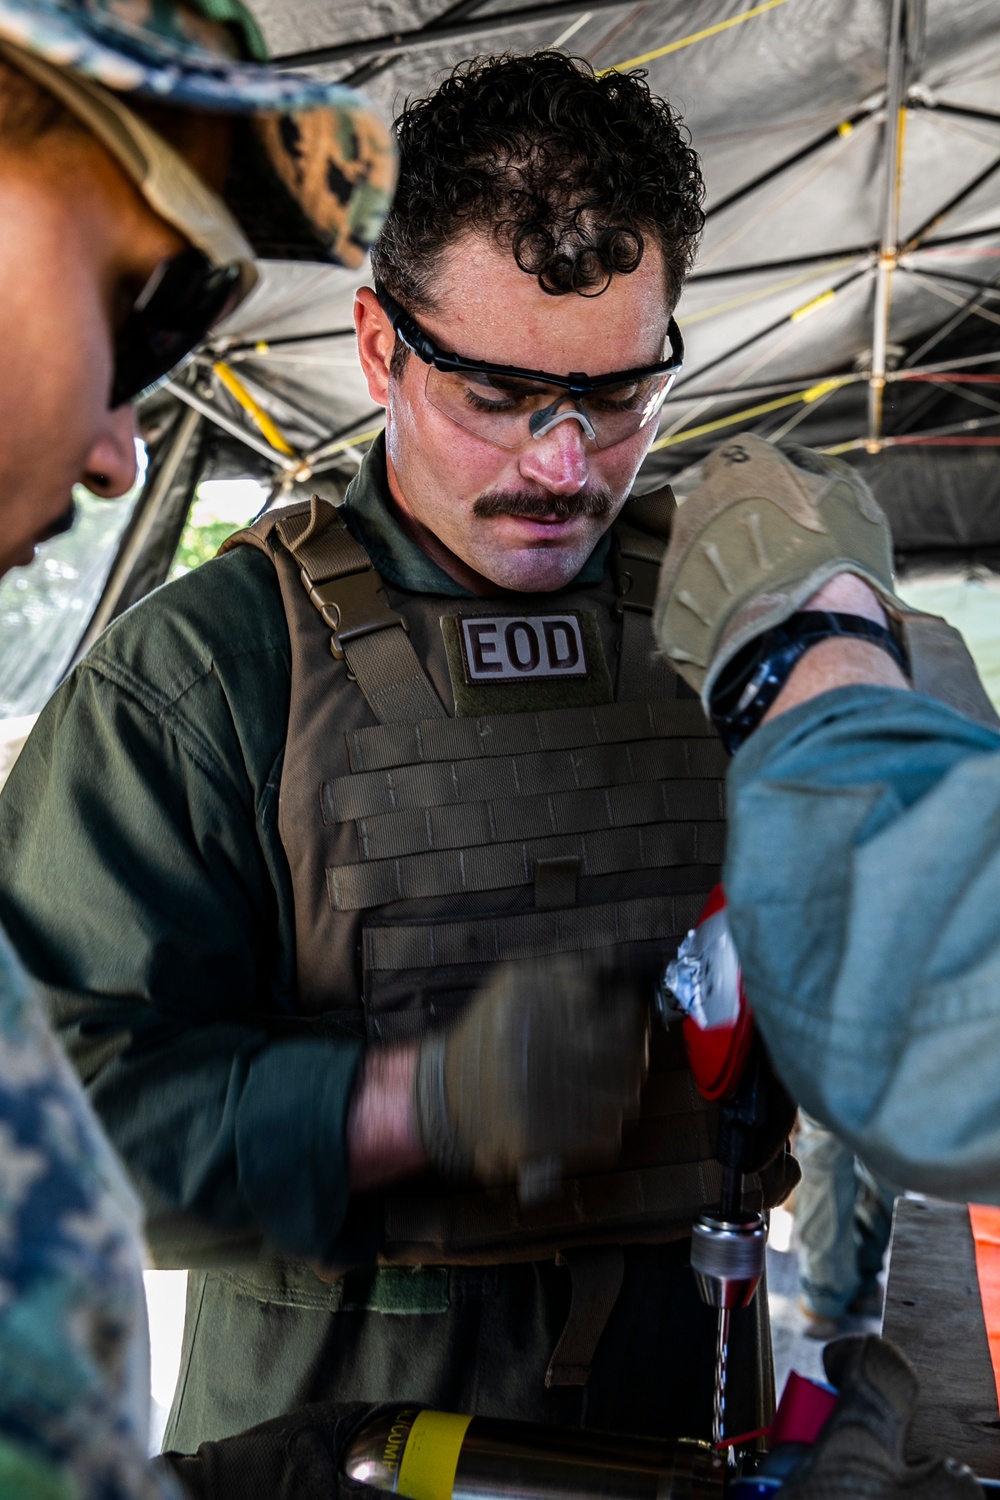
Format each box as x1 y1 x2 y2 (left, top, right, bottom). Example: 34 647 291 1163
170 520 243 578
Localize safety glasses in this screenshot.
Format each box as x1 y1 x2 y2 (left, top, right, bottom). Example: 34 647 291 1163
111 249 244 408
377 285 684 451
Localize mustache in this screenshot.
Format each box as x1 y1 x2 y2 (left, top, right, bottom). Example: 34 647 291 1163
473 488 613 521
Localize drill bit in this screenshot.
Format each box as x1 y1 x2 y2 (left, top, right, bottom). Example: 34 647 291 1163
712 1306 735 1463
693 1211 766 1465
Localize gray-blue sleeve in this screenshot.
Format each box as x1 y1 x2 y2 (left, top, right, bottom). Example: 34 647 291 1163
724 685 1000 1199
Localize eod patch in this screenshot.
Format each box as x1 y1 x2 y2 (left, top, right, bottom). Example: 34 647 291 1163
457 613 588 683
440 609 614 716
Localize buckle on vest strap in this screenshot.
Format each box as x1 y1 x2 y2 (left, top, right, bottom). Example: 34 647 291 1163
304 568 408 659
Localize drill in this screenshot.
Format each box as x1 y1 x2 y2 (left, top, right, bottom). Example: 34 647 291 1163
657 886 780 1459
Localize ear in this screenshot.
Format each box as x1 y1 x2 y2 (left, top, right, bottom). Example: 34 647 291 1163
355 286 394 408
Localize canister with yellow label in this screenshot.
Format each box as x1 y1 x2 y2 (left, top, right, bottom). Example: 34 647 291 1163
342 1407 727 1500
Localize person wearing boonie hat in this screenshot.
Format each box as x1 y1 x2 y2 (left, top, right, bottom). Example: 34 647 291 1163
0 5 395 1496
0 0 396 268
0 0 395 573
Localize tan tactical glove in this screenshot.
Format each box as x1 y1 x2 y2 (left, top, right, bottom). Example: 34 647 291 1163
413 957 648 1193
652 434 998 730
781 1335 980 1500
653 434 905 710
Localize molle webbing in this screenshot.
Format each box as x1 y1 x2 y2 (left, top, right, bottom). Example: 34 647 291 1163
381 1162 734 1263
328 822 722 911
325 699 723 911
328 742 719 821
361 892 710 976
341 698 717 772
345 782 723 861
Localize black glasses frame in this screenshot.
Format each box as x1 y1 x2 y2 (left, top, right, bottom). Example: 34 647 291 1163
111 248 243 409
375 284 684 397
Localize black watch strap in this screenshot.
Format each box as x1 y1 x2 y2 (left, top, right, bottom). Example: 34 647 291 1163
709 610 910 754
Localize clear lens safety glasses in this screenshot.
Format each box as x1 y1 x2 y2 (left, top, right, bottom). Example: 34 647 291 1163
377 285 684 452
421 362 679 450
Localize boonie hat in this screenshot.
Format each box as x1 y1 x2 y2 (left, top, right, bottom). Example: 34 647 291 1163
0 0 396 282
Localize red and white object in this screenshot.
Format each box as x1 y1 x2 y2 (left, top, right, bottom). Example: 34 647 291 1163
660 885 754 1102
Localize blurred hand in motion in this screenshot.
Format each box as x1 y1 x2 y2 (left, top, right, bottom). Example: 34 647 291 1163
414 957 649 1193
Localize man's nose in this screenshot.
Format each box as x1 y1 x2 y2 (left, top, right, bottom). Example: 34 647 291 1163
517 415 591 494
80 404 139 498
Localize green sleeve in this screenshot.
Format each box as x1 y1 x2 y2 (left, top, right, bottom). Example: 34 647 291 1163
0 551 364 1264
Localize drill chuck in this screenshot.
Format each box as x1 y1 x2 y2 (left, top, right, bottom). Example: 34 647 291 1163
690 1213 767 1310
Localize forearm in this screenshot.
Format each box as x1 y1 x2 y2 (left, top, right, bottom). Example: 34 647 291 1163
726 685 1000 1196
0 945 182 1500
74 1009 368 1265
763 573 909 721
653 437 1000 1193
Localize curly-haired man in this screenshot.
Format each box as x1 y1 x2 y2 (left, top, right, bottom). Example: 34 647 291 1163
0 51 794 1455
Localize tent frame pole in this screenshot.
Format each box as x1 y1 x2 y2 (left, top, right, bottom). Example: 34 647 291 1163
165 379 298 472
274 0 654 68
868 0 909 450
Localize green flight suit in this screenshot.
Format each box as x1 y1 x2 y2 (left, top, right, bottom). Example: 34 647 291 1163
0 442 774 1452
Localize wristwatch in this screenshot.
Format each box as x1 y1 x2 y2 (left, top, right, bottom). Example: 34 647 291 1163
709 610 910 754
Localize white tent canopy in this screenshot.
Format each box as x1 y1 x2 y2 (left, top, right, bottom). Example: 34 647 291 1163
5 0 1000 728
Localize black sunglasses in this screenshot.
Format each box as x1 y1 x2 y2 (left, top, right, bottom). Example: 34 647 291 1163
376 284 684 397
111 248 243 408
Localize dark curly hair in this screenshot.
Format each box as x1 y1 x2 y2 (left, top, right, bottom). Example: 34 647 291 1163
371 51 704 318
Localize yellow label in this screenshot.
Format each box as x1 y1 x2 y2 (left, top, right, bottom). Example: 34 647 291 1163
396 1411 473 1500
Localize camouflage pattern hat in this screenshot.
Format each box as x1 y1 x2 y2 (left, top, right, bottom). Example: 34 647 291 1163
0 0 397 270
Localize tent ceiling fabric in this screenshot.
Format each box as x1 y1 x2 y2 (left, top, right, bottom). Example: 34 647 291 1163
149 0 1000 561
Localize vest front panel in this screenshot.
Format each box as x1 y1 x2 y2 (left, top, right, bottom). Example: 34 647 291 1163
226 510 773 1263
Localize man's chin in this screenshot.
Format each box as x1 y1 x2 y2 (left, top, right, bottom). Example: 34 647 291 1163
478 540 598 593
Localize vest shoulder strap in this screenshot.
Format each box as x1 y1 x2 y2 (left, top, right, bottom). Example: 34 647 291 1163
222 496 447 725
611 482 675 615
612 484 680 703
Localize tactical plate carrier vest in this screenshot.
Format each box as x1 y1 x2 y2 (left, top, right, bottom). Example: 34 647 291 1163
224 487 792 1270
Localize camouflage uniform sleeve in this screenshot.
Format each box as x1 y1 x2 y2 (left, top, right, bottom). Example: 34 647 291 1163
0 927 179 1500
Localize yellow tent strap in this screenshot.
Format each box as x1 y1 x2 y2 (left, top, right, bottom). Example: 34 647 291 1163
649 377 851 451
213 361 296 457
602 0 794 75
